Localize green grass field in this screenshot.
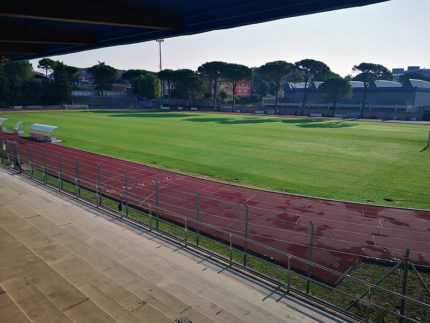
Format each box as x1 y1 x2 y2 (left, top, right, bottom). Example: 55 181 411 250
2 110 429 209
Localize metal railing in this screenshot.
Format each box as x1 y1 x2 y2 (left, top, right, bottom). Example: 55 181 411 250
1 137 429 322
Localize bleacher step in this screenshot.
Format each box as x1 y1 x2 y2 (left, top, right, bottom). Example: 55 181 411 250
0 287 31 323
0 277 72 323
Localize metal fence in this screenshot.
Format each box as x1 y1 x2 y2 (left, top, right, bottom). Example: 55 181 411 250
1 137 430 322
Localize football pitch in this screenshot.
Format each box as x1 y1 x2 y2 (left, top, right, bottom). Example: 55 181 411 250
2 110 429 210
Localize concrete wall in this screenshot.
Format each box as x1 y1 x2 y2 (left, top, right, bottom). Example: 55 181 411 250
72 96 134 109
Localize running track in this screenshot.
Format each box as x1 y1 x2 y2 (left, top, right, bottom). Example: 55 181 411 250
1 133 430 285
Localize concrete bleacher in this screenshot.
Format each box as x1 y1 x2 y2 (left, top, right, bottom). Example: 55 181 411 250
0 170 342 322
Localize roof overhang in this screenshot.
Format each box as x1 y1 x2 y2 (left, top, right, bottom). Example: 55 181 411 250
0 0 389 62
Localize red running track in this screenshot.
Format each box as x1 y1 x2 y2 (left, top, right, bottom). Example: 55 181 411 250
2 133 430 285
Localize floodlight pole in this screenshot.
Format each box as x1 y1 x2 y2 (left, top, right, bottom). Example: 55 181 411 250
156 39 164 99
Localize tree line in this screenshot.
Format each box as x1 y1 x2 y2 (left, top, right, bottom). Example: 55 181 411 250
0 59 79 106
1 57 424 116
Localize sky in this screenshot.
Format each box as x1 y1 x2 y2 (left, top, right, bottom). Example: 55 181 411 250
31 0 429 77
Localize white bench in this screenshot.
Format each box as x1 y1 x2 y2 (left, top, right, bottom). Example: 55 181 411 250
310 113 323 117
190 107 198 111
177 107 183 110
254 110 265 115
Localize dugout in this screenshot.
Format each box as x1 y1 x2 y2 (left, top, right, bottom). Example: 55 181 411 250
29 124 59 143
0 118 7 132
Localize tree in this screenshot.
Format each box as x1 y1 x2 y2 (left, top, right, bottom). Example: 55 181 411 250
3 61 33 104
3 60 33 83
222 63 252 109
172 69 204 104
259 61 297 112
121 69 146 82
0 65 8 105
219 90 227 103
352 63 392 117
158 69 178 105
38 58 56 77
88 62 117 95
64 65 81 85
295 59 331 115
319 78 352 116
197 61 228 111
256 81 269 108
268 81 277 96
256 80 269 97
134 73 160 99
52 62 71 104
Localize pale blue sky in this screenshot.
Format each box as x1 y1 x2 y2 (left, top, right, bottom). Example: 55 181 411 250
31 0 429 77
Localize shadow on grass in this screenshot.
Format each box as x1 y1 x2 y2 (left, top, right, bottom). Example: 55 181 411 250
107 112 195 118
281 118 324 124
186 117 282 125
298 122 358 129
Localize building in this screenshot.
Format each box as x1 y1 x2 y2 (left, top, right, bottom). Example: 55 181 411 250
235 80 251 96
219 80 252 98
72 68 130 97
261 79 430 120
392 66 430 80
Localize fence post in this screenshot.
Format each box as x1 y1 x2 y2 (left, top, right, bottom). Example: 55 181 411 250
196 190 200 246
75 158 80 198
28 145 34 178
229 233 233 266
184 219 188 246
243 203 249 267
306 221 315 294
287 256 292 293
0 139 3 164
155 178 159 229
149 207 153 230
367 287 372 322
6 140 10 165
124 171 129 216
42 150 47 184
57 153 63 190
399 249 410 323
15 142 20 167
96 163 101 207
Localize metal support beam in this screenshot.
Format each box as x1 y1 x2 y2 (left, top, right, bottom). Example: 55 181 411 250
399 249 410 323
243 203 249 267
0 1 182 29
0 22 96 44
0 42 43 54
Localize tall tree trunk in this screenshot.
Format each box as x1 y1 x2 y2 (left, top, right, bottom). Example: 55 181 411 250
232 81 236 112
168 82 172 106
332 98 337 117
300 81 308 116
360 83 368 118
213 81 217 111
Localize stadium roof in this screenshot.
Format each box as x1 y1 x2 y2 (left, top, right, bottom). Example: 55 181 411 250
371 80 402 88
350 81 365 88
405 79 430 90
0 0 388 62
